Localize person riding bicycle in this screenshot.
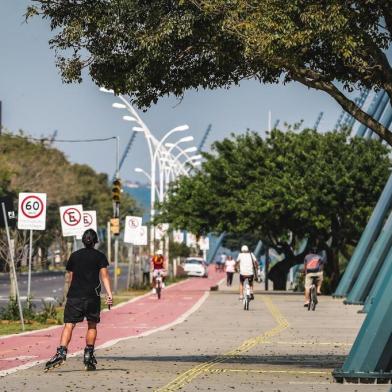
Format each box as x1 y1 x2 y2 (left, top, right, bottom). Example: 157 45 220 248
151 249 167 293
236 245 257 301
303 248 326 307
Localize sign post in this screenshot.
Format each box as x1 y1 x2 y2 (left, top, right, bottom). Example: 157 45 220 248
1 201 24 331
18 193 47 301
124 216 143 290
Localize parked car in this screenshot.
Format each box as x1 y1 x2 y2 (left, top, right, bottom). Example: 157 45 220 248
183 257 208 278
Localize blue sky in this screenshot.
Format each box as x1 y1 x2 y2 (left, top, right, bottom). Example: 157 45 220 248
1 1 346 183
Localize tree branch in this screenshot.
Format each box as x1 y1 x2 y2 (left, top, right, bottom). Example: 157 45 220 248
292 68 392 145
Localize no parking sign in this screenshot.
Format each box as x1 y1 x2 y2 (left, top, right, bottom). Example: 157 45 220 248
124 216 143 244
60 204 84 237
18 193 47 230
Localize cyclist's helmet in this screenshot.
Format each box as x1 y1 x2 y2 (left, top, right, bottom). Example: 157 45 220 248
156 249 163 256
241 245 249 252
82 229 98 248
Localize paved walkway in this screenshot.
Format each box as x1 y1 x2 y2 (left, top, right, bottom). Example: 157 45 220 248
2 274 390 391
0 268 224 376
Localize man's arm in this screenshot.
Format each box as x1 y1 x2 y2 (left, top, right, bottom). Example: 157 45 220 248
100 267 113 305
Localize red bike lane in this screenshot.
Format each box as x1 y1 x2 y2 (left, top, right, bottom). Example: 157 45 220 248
0 268 223 376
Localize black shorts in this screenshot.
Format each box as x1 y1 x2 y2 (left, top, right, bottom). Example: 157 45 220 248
240 274 254 284
64 297 101 324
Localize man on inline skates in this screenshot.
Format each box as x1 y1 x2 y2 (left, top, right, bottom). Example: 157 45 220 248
44 229 113 371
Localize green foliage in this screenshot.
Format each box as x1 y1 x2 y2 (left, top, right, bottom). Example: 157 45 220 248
28 0 392 142
158 129 390 275
0 298 36 321
169 240 191 259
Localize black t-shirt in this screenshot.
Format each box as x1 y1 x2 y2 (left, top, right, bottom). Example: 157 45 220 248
66 248 109 298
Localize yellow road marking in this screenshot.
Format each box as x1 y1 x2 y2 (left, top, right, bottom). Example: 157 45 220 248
206 368 330 376
156 296 289 392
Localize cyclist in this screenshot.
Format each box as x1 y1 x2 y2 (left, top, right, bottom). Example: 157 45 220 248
45 229 113 371
151 249 167 293
303 248 325 307
236 245 257 300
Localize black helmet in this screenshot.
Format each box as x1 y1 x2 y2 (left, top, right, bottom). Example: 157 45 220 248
82 229 98 248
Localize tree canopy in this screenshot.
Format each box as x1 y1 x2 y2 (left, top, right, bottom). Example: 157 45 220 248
157 129 390 288
28 0 392 143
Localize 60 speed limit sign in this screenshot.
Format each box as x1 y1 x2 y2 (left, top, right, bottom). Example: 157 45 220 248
18 193 47 230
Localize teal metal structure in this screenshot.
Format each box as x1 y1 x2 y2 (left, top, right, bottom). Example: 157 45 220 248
333 256 392 382
253 240 264 259
333 174 392 297
206 232 226 264
345 210 392 304
356 91 386 137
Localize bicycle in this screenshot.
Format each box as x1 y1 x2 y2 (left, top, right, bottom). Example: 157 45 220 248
243 278 251 311
155 271 163 300
308 276 318 311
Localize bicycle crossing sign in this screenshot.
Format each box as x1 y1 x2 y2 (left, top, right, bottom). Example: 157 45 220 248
124 216 143 244
76 210 97 239
60 204 84 237
18 193 47 230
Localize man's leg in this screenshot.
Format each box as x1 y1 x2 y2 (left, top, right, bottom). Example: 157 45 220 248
86 321 97 346
60 323 76 347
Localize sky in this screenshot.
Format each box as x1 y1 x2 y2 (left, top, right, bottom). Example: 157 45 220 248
0 0 345 183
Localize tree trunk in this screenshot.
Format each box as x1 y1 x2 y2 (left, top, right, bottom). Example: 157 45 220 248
268 249 307 290
325 246 340 290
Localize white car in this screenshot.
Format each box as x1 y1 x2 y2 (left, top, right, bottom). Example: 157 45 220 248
183 257 208 278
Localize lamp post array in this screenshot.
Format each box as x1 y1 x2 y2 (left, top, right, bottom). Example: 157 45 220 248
100 87 202 255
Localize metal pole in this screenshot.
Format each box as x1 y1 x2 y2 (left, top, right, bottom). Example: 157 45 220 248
114 237 119 293
2 203 24 330
107 221 111 263
27 229 33 301
127 244 133 289
264 247 269 291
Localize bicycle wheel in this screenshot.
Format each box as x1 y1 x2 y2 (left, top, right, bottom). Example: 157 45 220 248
311 289 317 311
157 284 161 300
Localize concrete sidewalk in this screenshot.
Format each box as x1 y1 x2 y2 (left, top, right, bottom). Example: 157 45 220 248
2 274 388 391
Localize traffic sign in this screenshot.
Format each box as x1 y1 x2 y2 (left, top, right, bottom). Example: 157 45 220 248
186 232 197 247
198 236 210 251
124 216 143 244
133 225 148 246
155 223 169 240
60 205 84 237
173 230 184 244
17 193 47 231
76 210 97 239
0 196 16 229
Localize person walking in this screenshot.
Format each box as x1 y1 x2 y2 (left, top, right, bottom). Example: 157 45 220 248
142 254 151 286
225 255 236 286
44 229 113 371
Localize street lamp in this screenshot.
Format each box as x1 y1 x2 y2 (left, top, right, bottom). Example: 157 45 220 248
112 103 126 109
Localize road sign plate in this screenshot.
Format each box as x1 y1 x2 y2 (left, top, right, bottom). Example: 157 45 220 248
124 216 143 244
60 205 84 237
18 193 47 231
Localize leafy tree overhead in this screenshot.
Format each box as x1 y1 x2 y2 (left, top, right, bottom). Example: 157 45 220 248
28 0 392 143
157 129 390 289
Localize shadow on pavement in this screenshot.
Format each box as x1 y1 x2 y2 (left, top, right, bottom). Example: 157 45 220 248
102 354 345 368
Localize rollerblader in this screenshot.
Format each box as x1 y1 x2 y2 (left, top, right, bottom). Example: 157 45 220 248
45 229 113 372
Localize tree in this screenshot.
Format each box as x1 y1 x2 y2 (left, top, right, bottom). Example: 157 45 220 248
28 0 392 143
157 129 390 289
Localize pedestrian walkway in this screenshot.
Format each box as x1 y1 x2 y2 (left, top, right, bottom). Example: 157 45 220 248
2 273 387 391
0 268 224 376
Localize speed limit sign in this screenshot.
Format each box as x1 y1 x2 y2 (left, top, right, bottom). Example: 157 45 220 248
18 193 47 230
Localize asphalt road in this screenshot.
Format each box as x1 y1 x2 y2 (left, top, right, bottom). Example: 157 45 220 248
0 265 130 305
